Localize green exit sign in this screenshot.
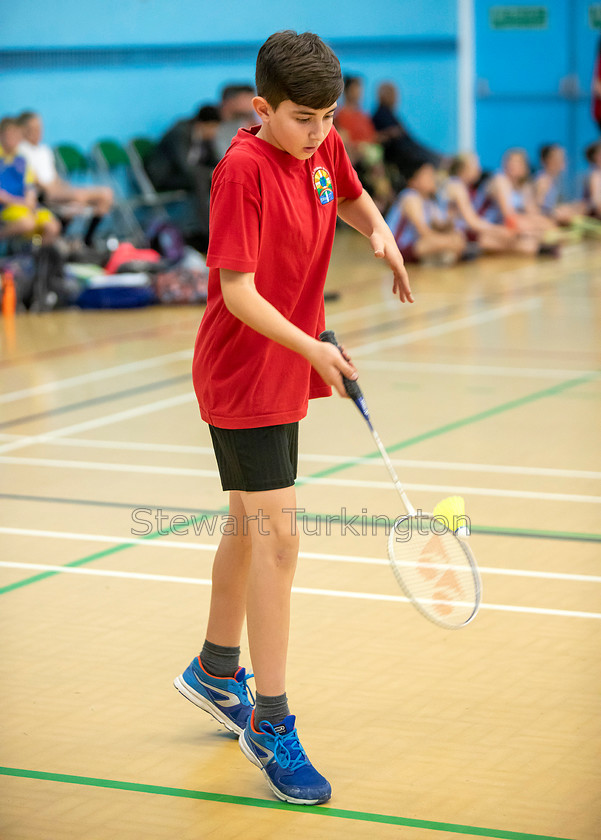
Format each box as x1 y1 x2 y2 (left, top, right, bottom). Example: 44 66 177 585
490 6 548 29
590 5 601 29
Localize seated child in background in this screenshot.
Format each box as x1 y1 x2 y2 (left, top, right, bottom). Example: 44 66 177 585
0 116 60 244
17 111 113 247
445 153 546 255
477 149 559 255
584 140 601 218
535 144 601 238
386 160 466 265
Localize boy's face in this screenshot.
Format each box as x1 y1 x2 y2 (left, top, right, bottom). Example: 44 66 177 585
254 98 337 160
24 115 43 145
0 124 22 154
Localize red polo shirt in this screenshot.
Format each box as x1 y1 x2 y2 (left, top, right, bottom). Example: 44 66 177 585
192 126 362 429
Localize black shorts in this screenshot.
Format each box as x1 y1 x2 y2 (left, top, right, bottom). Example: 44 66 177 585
209 422 299 492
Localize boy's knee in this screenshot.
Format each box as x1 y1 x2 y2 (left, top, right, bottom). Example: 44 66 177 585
18 214 36 235
258 524 299 567
100 186 114 209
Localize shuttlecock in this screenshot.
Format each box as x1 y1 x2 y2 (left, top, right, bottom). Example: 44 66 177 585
432 496 470 537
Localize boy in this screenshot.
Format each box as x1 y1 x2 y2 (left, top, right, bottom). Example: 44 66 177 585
0 116 60 244
174 30 412 806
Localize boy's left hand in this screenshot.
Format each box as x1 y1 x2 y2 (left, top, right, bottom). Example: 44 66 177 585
370 231 414 303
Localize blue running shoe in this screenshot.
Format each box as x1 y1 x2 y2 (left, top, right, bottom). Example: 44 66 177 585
173 656 254 735
239 711 331 805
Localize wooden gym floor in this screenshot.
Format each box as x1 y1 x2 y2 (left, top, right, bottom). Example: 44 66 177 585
1 230 600 840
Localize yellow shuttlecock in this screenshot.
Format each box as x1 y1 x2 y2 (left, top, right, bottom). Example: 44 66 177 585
432 496 470 537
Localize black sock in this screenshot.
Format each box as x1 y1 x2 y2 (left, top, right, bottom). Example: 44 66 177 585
83 215 102 247
254 692 290 728
199 639 240 678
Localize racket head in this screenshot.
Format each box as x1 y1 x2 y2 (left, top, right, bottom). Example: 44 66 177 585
387 514 481 629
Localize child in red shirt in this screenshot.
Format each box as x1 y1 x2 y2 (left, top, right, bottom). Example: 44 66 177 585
174 30 412 806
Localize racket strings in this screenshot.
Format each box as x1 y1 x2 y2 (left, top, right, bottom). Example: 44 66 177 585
388 518 480 628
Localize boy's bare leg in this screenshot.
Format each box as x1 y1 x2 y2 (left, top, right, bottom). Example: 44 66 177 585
0 214 36 240
205 490 252 647
240 484 299 697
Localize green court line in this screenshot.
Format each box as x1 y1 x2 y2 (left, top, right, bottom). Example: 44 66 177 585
1 368 599 597
0 766 576 840
302 370 601 483
471 524 601 543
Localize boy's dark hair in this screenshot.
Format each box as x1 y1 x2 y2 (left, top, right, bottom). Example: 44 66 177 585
17 110 38 127
344 75 360 92
539 143 560 163
256 30 343 110
0 116 19 133
585 140 601 163
196 105 221 123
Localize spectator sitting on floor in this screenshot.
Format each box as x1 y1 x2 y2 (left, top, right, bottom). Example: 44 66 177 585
334 76 394 212
444 153 544 255
214 84 256 159
584 140 601 218
145 104 221 247
476 149 559 255
0 116 60 245
534 144 589 225
17 111 113 247
386 159 466 265
372 81 444 180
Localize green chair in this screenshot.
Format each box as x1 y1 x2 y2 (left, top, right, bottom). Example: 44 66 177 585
54 143 90 180
92 138 149 242
127 137 188 206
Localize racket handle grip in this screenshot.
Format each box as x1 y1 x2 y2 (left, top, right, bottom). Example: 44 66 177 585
319 330 364 401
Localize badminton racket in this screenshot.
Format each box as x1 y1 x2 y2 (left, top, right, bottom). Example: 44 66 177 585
320 329 481 629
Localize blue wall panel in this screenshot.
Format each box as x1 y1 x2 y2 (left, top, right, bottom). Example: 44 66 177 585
0 1 458 154
2 0 457 47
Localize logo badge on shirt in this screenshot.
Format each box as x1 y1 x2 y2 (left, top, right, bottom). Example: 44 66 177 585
312 167 334 205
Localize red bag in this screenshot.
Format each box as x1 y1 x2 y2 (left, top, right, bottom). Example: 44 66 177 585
105 242 161 275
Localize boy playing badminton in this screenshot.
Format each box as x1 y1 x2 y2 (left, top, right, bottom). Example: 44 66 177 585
174 30 412 805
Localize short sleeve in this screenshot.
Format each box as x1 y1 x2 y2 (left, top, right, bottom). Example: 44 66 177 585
206 173 261 274
330 129 363 202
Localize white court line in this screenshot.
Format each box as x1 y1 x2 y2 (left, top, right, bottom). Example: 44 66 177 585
0 393 195 455
356 360 600 380
0 455 218 479
299 476 601 505
1 529 600 583
1 561 599 620
326 300 400 325
0 350 191 405
2 456 598 504
351 299 540 355
15 436 600 480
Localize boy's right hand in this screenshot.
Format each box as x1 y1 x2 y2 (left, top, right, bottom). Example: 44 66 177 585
308 340 358 398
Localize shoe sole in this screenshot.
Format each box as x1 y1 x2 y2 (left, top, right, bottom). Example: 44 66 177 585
238 729 330 806
173 674 243 736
